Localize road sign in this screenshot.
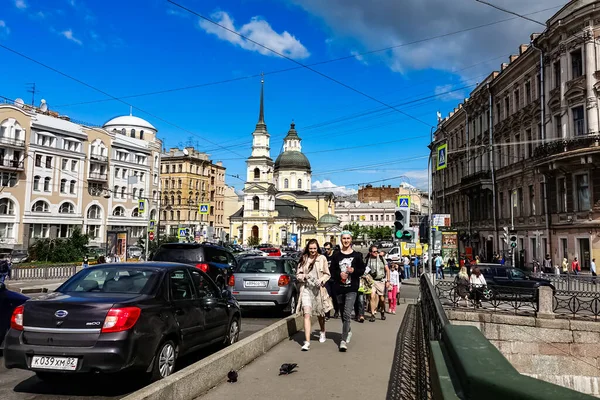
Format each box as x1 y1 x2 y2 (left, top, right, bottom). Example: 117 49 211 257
406 243 416 249
198 203 210 215
138 199 146 213
436 143 448 170
148 231 155 241
397 195 410 208
178 227 187 239
432 214 451 227
149 220 156 232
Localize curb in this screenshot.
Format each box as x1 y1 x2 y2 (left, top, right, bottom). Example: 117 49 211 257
121 313 305 400
5 284 48 294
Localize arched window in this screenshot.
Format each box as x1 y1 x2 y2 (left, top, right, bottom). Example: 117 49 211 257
120 187 126 198
253 168 260 180
31 200 49 213
132 188 138 199
114 185 119 196
171 195 175 205
253 196 260 211
87 205 102 219
298 179 302 189
284 178 289 189
59 202 75 214
0 198 15 215
121 128 126 135
132 208 140 217
177 195 181 205
113 206 125 216
140 130 144 140
150 209 156 220
33 176 41 191
60 179 67 193
139 189 144 199
130 129 135 138
43 177 51 192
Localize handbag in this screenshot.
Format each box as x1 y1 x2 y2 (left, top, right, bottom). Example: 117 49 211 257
315 257 334 313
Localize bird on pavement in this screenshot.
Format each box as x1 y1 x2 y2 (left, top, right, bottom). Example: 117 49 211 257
279 363 298 375
227 370 238 383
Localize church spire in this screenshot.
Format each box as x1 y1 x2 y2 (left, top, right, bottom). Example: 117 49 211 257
257 74 265 126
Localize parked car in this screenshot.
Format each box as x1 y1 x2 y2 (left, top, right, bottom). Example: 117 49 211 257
9 250 29 264
3 262 241 381
235 250 268 261
258 247 282 257
127 246 143 259
85 246 106 259
0 283 28 350
477 264 555 299
385 246 403 262
228 257 298 315
152 243 236 290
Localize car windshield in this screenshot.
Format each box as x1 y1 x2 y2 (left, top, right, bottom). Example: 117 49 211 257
237 259 285 274
60 267 160 294
510 269 527 279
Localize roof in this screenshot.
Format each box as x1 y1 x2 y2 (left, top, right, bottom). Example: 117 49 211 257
318 213 340 226
33 113 85 135
274 151 311 171
283 122 300 140
89 262 194 269
103 115 156 131
230 200 316 221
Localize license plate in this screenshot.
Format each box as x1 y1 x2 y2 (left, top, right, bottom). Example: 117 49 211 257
31 356 78 371
244 281 267 288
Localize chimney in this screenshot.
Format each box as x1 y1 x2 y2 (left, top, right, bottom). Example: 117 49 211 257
531 33 541 41
519 44 529 54
509 55 519 63
501 63 508 70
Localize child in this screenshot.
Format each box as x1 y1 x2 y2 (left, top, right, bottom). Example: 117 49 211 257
388 263 400 314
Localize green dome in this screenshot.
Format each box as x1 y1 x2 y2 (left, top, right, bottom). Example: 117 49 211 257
274 151 311 172
318 214 340 226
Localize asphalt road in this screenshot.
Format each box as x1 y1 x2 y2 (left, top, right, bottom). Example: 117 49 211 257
0 309 282 400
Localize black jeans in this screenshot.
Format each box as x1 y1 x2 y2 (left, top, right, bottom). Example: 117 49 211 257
354 292 365 318
337 292 357 342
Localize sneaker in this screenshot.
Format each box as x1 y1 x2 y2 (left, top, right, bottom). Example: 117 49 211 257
301 341 310 351
339 341 347 352
319 332 326 343
346 331 353 344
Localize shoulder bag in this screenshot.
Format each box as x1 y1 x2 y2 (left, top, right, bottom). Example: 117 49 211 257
315 257 334 313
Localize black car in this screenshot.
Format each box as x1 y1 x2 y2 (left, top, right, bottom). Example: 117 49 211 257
4 262 241 381
152 243 237 290
478 264 555 295
0 283 28 350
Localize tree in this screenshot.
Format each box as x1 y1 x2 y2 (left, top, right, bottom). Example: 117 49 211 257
247 236 260 247
29 228 89 263
342 223 363 239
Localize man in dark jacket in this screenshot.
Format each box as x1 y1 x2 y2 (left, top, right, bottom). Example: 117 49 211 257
323 242 339 319
330 232 365 352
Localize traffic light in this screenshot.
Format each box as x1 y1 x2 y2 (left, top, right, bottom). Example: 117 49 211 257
509 230 517 248
419 217 430 244
394 208 412 242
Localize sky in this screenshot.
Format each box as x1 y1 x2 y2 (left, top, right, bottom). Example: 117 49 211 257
0 0 564 194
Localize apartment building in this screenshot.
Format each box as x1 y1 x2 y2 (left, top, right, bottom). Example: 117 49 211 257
160 147 226 241
0 100 161 250
431 0 600 269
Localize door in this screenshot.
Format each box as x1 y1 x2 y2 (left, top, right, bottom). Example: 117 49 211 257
169 269 203 351
579 238 591 271
191 269 228 342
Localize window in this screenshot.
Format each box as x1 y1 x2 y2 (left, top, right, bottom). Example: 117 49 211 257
576 174 590 210
62 158 68 170
35 154 42 167
298 179 302 189
87 205 102 219
115 167 120 178
0 199 14 215
178 164 182 173
140 172 145 182
63 139 80 152
176 210 181 220
86 225 100 239
30 224 50 239
540 182 546 214
140 130 144 140
526 129 533 158
139 189 144 200
121 128 126 135
370 215 373 221
33 175 41 191
571 48 583 79
514 89 520 111
499 192 504 219
113 206 125 216
504 96 510 117
375 215 379 221
178 179 182 189
561 238 568 261
71 160 77 172
0 223 13 239
130 129 136 138
515 134 521 161
59 202 75 214
555 115 562 137
31 200 49 213
132 208 141 217
0 173 16 188
350 215 355 222
496 103 501 122
253 168 260 180
554 60 561 88
253 196 260 211
529 185 535 215
121 187 126 198
60 179 67 193
170 270 195 301
43 177 51 192
45 156 52 169
525 81 532 104
70 180 76 194
132 188 138 200
573 106 585 136
135 155 146 165
557 177 567 212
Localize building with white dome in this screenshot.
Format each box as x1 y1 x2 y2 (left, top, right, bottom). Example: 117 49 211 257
229 80 340 247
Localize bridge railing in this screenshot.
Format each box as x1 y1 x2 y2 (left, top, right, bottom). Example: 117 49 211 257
10 264 79 281
529 272 600 292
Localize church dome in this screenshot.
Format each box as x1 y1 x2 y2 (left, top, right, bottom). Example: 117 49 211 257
318 214 340 226
274 151 311 172
103 115 156 131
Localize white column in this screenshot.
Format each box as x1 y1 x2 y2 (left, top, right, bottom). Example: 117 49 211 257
262 222 268 243
585 34 599 134
560 52 568 138
544 61 554 140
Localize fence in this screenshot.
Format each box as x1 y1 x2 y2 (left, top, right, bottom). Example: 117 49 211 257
10 264 79 281
530 272 600 292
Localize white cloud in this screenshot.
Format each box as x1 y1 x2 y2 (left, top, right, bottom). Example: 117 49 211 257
61 29 82 45
0 20 9 36
199 11 310 60
14 0 27 9
434 84 466 102
350 50 368 65
312 180 357 196
402 169 429 190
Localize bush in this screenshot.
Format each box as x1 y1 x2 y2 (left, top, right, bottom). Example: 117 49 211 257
29 229 90 263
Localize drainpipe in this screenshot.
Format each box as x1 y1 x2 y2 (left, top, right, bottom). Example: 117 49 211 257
531 40 551 257
488 84 499 253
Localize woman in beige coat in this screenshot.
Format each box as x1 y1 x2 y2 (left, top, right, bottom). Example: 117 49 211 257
296 239 331 351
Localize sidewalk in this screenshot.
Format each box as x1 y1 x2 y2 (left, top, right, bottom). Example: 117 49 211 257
5 278 65 293
199 304 409 400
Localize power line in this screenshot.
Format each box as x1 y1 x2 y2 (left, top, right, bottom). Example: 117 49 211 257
474 0 546 27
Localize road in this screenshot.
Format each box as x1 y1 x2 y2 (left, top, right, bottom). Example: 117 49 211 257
0 309 282 400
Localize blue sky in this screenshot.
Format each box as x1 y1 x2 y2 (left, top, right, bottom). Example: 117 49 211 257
0 0 562 193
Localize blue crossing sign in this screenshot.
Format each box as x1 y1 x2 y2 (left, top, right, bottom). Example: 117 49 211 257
198 203 209 215
437 143 448 171
397 195 410 209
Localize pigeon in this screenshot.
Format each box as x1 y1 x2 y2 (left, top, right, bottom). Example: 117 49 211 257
279 363 298 375
227 370 238 383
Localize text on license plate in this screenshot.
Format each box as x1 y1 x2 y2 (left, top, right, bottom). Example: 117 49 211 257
244 281 267 288
31 356 78 371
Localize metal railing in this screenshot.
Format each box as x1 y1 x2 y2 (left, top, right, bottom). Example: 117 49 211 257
88 172 108 180
11 264 79 281
0 136 26 147
530 272 600 292
420 274 449 341
0 159 24 169
553 289 600 321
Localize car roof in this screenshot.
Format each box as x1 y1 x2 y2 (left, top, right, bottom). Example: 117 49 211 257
87 261 195 270
237 256 291 261
159 242 230 251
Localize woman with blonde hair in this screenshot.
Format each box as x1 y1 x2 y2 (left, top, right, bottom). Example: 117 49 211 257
296 239 332 351
454 266 470 306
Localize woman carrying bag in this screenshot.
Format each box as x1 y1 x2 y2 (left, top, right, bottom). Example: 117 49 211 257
469 266 487 308
296 239 333 351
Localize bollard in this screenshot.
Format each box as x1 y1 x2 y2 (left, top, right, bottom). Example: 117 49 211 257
536 286 555 319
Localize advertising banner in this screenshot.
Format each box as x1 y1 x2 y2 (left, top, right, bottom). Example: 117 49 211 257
441 231 458 263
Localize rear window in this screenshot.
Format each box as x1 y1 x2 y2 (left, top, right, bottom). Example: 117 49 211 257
60 267 160 294
153 246 203 263
237 259 285 274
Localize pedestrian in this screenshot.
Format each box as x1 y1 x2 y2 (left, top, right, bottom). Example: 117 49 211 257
82 255 89 269
465 257 472 276
403 254 411 280
414 255 420 276
322 242 340 320
448 256 456 277
435 254 445 280
562 257 568 274
296 239 332 351
388 263 400 314
365 245 390 322
571 257 581 275
0 259 11 284
423 252 429 272
592 258 597 285
469 266 487 308
329 231 365 352
543 254 552 274
454 266 470 306
475 255 481 264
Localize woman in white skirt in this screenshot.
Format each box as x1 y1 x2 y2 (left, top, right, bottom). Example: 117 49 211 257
296 239 332 351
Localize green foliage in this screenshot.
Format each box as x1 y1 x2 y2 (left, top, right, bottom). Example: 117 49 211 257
342 224 393 242
29 228 90 263
246 236 260 247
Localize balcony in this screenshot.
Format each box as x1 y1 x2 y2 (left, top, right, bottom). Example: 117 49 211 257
88 172 108 181
460 170 493 193
533 135 599 161
0 136 25 148
90 154 108 163
0 159 24 171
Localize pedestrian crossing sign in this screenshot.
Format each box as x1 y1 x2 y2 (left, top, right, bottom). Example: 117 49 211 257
138 199 145 213
149 220 155 232
397 195 410 209
198 203 209 215
178 227 187 239
437 143 447 170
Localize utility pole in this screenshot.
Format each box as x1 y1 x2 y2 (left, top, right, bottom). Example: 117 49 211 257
26 83 38 106
511 189 516 267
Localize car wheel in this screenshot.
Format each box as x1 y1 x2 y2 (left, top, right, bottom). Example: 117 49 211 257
288 293 297 315
224 317 240 346
151 340 177 381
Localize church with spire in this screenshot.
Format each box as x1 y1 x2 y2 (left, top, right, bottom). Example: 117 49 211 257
229 79 340 247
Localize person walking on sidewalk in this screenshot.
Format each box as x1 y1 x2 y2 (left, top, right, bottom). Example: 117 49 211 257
388 263 400 314
0 259 11 284
296 239 332 351
562 257 568 274
403 255 411 280
323 242 339 320
365 245 390 322
330 232 365 352
592 258 597 285
571 257 581 275
435 254 445 280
